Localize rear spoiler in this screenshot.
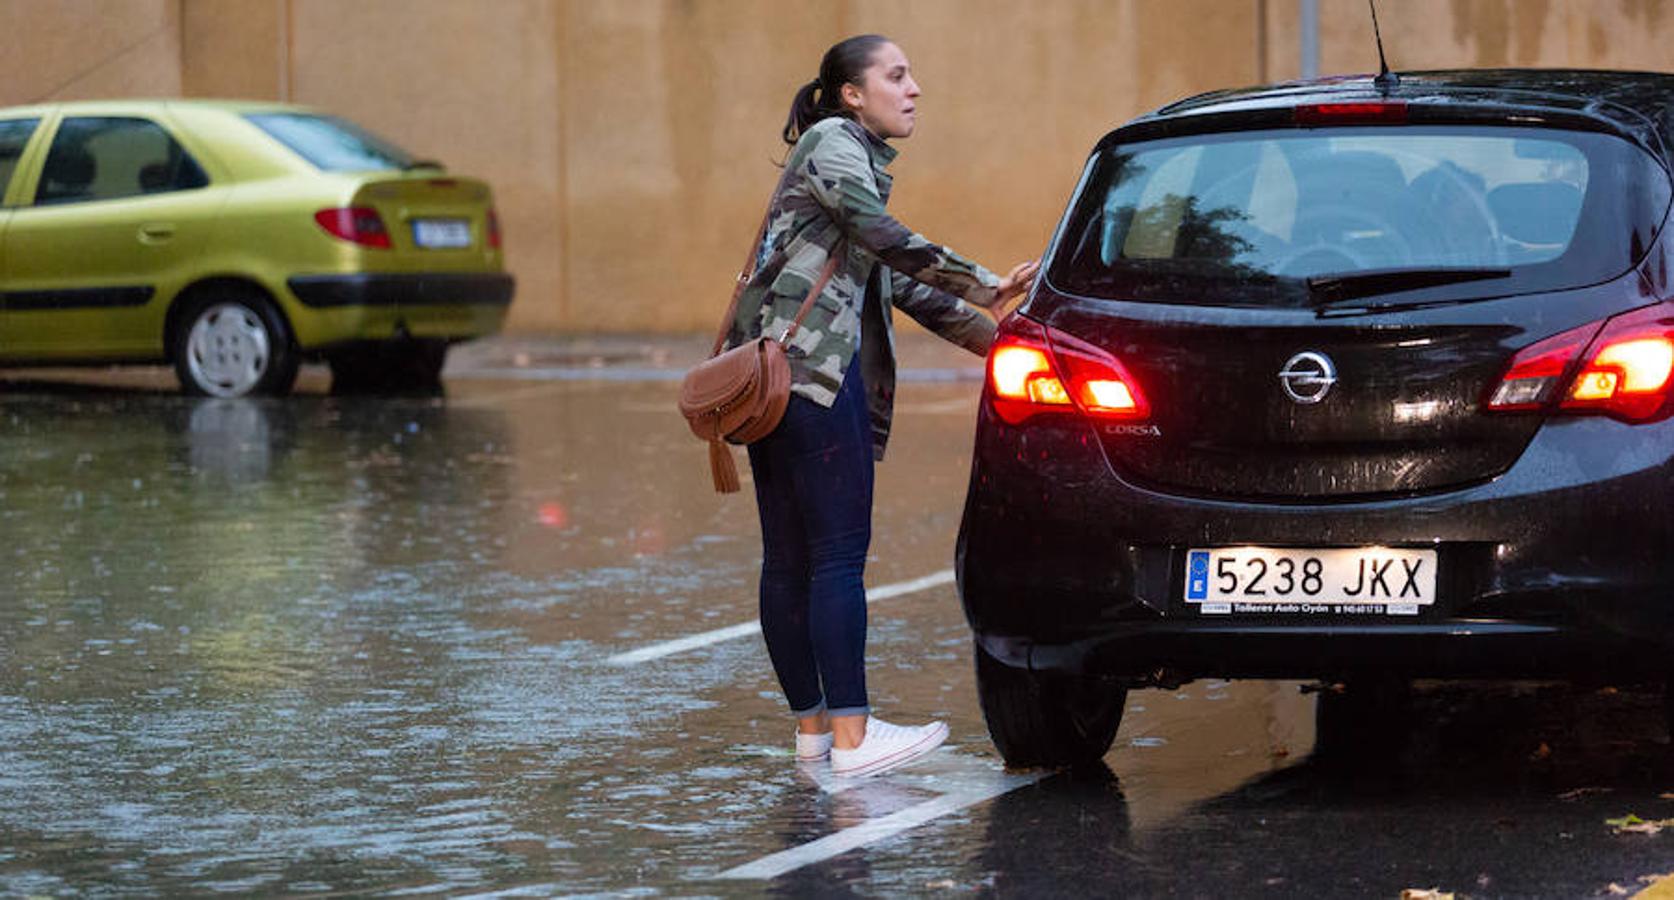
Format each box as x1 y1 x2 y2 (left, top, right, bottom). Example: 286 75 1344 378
1096 99 1667 172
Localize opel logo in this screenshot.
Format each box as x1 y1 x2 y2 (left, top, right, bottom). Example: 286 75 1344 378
1279 351 1337 404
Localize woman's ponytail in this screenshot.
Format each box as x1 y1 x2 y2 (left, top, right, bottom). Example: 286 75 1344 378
780 34 890 146
782 79 826 145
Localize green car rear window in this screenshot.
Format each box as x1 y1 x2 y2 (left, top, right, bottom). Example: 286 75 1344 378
246 113 416 172
0 118 40 199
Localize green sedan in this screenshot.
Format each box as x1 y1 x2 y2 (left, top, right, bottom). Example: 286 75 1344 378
0 100 513 396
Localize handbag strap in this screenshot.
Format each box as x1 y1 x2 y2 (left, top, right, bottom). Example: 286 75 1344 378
708 198 845 357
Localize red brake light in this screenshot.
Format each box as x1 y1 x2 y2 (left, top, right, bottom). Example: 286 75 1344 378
1487 301 1674 422
1560 302 1674 421
1485 321 1599 411
989 318 1072 425
1294 102 1408 126
1049 328 1150 419
487 209 503 250
314 207 391 249
987 316 1148 424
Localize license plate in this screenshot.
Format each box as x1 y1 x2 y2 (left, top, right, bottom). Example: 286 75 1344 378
411 218 472 249
1183 546 1437 616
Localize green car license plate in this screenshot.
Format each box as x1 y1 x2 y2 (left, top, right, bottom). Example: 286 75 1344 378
411 218 472 249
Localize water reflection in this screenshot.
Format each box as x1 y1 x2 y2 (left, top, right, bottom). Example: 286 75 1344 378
182 399 290 482
0 378 795 894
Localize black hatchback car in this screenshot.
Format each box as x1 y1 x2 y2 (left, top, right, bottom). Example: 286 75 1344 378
958 70 1674 767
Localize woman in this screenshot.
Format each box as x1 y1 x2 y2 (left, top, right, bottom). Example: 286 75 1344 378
730 34 1037 778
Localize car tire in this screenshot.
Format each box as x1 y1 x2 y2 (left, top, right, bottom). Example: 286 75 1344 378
327 340 448 395
171 290 299 398
974 641 1127 769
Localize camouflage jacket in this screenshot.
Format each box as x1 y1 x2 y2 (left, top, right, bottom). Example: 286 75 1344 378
727 116 1000 459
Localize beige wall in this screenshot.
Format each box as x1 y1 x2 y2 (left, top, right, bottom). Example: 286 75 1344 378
4 0 1674 333
0 0 183 100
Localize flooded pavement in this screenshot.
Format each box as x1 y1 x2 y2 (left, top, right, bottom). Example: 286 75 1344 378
4 351 1674 897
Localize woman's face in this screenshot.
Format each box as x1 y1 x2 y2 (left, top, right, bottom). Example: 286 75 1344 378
840 42 921 140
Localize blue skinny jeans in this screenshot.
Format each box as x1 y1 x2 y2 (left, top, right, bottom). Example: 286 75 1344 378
746 354 873 719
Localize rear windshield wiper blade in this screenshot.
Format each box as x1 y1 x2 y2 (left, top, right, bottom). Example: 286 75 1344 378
403 159 446 171
1306 267 1511 304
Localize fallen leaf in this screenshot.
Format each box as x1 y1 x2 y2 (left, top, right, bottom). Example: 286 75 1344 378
1606 813 1674 835
927 880 958 890
1558 787 1613 801
1608 883 1630 895
1530 742 1552 761
1640 873 1674 884
1401 890 1454 900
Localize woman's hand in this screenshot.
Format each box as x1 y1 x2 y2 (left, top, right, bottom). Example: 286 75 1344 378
987 260 1040 317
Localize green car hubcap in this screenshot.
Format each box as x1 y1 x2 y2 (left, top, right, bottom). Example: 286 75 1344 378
186 303 270 397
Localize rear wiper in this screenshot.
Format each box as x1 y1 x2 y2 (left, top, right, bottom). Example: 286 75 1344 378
1306 267 1511 304
403 159 446 171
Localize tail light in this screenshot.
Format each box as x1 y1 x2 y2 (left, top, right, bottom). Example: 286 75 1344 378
487 209 503 250
314 207 391 248
1486 300 1674 422
1484 321 1600 411
988 316 1149 425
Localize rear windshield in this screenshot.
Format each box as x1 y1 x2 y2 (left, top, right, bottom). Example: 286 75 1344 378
245 113 416 172
1048 126 1672 307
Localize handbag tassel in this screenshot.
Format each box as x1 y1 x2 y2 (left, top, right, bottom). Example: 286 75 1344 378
709 439 741 494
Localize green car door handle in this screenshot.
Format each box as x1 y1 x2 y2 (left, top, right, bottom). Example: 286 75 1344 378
138 223 176 244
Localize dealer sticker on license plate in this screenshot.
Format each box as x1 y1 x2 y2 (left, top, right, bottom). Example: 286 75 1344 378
1184 546 1437 616
411 218 472 249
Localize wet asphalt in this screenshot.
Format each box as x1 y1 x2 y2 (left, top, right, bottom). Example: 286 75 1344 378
3 340 1674 898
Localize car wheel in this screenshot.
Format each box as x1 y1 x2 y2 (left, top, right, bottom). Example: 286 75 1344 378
974 641 1127 769
171 290 298 398
328 340 448 395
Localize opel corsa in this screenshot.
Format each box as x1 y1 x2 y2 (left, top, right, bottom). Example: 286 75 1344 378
959 70 1674 767
0 100 512 396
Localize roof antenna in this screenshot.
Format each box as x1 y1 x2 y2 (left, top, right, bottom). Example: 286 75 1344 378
1369 0 1399 92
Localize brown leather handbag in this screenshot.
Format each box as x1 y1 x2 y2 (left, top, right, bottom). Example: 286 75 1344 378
679 212 841 494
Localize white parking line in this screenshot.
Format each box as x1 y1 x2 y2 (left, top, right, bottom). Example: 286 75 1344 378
712 753 1045 880
605 569 956 666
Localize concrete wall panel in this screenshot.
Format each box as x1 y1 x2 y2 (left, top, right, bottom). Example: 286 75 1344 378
180 0 283 101
0 0 183 103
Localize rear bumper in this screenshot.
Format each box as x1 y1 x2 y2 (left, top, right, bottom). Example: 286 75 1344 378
957 405 1674 682
282 273 513 347
975 620 1673 682
287 273 514 308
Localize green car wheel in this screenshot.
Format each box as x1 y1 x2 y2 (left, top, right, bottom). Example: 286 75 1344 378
171 291 299 398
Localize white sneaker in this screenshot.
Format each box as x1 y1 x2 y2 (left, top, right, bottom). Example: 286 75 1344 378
795 730 834 762
830 718 948 778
